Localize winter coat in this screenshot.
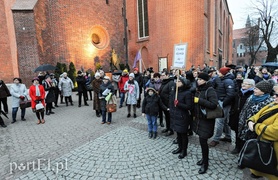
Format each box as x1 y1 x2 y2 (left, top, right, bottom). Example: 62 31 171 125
118 74 129 93
238 95 273 140
248 102 278 180
10 83 28 108
124 80 140 105
215 73 236 107
92 78 102 110
142 93 167 116
99 81 114 111
58 77 74 96
159 78 174 108
169 85 194 134
0 82 11 98
193 82 218 139
229 89 253 131
43 81 56 103
134 73 143 91
76 75 87 93
29 85 46 109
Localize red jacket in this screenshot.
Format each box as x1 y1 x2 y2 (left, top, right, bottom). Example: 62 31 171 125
118 74 129 93
29 85 46 109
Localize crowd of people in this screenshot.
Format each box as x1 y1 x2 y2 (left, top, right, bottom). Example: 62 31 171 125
0 63 278 178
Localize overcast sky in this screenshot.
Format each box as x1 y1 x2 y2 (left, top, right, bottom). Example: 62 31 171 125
227 0 252 29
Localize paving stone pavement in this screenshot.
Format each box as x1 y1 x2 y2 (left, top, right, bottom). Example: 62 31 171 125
0 93 264 180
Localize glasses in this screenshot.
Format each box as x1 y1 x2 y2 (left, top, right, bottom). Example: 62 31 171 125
274 93 278 97
242 83 252 85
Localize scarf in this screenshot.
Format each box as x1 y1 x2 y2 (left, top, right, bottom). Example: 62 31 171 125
241 87 254 95
251 93 269 103
35 84 41 96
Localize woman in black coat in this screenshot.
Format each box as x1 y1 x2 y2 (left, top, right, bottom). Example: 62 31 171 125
169 77 193 159
193 73 218 174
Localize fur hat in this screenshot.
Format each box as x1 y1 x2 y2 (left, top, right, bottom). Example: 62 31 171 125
129 73 135 78
179 77 191 88
198 73 210 81
95 72 100 77
255 80 274 94
77 70 83 75
146 87 157 93
219 67 231 75
103 76 110 80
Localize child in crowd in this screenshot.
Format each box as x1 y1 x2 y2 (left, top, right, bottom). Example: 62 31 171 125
142 87 169 139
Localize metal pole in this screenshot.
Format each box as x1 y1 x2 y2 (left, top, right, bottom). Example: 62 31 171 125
123 0 129 66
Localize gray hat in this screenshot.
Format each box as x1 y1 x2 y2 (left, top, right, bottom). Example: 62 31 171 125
255 80 274 94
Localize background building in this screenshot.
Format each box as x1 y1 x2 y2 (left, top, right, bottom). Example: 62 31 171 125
232 16 267 66
126 0 233 72
0 0 233 85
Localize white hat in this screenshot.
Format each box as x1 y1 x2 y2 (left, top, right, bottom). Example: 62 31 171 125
103 76 110 80
95 72 100 77
129 73 135 78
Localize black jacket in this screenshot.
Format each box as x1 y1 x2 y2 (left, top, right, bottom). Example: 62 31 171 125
215 73 236 107
76 75 87 93
159 78 174 108
142 93 167 116
193 82 218 139
99 81 114 111
169 85 194 133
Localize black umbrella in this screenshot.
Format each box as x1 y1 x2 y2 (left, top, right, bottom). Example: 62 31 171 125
262 62 278 68
34 64 56 72
112 70 122 75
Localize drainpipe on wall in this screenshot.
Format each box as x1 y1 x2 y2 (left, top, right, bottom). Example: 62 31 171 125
123 0 129 66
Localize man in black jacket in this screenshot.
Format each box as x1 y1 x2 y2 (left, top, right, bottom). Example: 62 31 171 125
159 71 175 136
209 67 236 147
134 68 143 108
76 71 89 107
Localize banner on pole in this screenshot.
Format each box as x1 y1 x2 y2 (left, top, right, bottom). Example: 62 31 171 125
172 43 188 69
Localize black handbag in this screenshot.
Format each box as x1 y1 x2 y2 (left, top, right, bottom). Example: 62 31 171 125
238 126 278 176
200 87 224 119
244 108 278 140
20 97 31 109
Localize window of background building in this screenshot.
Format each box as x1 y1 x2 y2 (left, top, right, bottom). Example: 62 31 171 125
240 44 243 49
137 0 149 38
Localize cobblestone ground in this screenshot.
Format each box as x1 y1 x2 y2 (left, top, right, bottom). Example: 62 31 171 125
0 94 264 180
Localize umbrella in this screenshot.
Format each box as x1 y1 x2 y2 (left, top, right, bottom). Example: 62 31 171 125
112 70 122 75
34 64 56 72
261 62 278 68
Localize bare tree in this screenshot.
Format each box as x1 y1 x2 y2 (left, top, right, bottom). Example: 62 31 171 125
252 0 278 62
243 19 264 65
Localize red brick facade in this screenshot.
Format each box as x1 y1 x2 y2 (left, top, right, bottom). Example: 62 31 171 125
0 0 17 83
1 0 124 86
1 0 233 85
126 0 233 71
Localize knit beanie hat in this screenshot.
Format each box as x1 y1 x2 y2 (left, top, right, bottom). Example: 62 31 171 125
129 73 135 78
219 67 231 75
255 80 273 94
198 73 210 81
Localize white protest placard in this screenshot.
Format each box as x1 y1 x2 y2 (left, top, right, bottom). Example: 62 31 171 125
172 43 188 69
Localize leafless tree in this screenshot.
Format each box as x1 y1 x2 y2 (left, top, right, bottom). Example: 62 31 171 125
251 0 278 62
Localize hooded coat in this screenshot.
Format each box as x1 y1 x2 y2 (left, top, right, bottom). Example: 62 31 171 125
142 88 167 116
